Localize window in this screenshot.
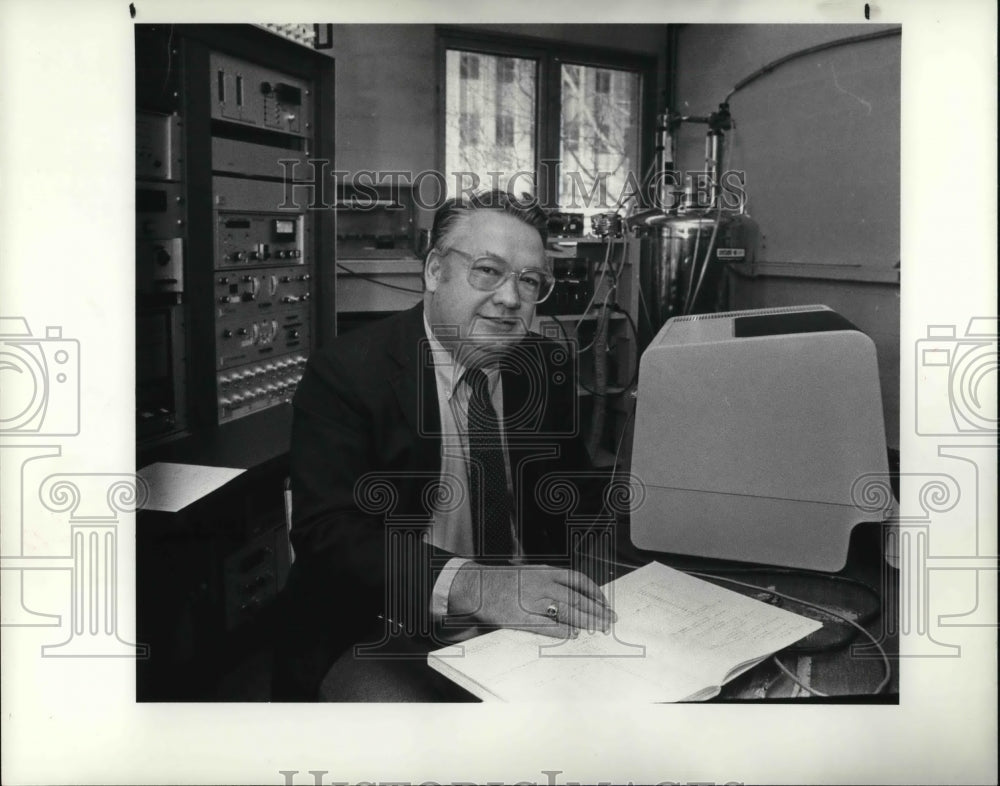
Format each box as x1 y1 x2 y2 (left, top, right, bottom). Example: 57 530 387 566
594 121 611 154
495 115 514 147
460 53 480 80
459 112 480 146
559 63 641 214
441 31 650 211
497 57 516 84
563 119 580 153
445 48 537 196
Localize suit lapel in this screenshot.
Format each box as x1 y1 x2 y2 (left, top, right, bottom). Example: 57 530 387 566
387 304 442 470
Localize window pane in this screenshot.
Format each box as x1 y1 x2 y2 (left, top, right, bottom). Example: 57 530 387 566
460 53 479 80
445 49 537 198
559 64 641 214
495 115 514 147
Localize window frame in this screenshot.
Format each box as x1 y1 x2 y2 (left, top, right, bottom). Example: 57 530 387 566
437 27 657 210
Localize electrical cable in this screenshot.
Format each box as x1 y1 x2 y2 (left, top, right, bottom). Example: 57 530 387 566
572 237 615 341
160 25 175 99
610 405 636 480
590 552 881 618
684 569 892 696
681 221 703 313
586 550 890 695
685 200 723 314
570 229 630 355
551 311 635 400
771 657 828 697
336 262 424 294
608 302 641 393
637 286 655 341
575 288 615 354
723 27 901 104
614 222 630 289
689 564 881 602
586 297 611 457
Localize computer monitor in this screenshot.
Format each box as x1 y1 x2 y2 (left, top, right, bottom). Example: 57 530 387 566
629 305 891 571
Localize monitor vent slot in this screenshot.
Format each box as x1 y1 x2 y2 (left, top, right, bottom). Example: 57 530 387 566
674 305 828 322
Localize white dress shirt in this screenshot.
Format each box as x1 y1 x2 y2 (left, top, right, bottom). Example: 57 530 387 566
422 314 523 626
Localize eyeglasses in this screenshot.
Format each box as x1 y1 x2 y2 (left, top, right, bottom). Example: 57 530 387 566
444 248 555 304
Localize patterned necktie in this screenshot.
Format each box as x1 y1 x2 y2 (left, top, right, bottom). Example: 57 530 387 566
464 367 514 560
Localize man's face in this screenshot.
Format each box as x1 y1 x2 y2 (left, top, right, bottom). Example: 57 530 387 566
425 210 548 365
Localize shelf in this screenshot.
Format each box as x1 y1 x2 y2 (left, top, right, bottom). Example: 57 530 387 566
336 258 422 273
731 260 900 285
537 312 628 323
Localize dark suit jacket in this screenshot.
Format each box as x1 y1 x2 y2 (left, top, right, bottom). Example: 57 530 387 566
272 303 603 700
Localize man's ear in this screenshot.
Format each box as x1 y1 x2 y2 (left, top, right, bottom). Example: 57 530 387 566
425 251 442 293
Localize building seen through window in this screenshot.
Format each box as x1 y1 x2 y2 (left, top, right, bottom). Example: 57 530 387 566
446 49 537 196
445 45 643 215
559 64 641 215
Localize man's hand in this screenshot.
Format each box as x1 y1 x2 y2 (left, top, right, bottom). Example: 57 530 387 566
447 563 616 638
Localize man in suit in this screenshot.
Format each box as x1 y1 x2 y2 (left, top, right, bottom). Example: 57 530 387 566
272 190 614 701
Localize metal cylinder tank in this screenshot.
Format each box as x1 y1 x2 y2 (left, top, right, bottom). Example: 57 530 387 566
645 210 759 331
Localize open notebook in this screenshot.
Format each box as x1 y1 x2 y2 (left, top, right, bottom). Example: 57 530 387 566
428 561 823 702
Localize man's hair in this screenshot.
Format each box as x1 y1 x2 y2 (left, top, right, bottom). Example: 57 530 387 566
429 189 549 256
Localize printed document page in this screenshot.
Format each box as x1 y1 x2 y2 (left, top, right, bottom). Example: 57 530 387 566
429 561 822 702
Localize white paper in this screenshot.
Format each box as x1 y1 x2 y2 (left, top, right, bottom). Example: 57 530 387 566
429 561 822 702
137 462 246 512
